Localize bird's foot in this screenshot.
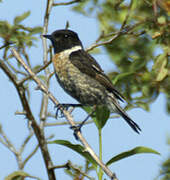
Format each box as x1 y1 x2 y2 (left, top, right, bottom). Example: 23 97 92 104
55 103 82 118
70 113 92 140
70 124 82 140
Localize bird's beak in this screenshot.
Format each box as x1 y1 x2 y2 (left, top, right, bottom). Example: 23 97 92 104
42 34 52 39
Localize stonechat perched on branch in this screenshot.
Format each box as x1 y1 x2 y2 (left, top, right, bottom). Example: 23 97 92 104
43 29 141 133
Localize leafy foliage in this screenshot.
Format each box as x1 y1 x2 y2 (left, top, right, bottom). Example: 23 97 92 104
106 146 160 166
94 106 110 129
5 171 40 180
49 140 98 169
72 0 170 113
0 11 42 62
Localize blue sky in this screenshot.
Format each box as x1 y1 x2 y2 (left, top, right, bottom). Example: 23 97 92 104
0 0 169 180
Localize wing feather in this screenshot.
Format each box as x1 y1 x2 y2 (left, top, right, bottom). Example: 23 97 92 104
69 50 124 102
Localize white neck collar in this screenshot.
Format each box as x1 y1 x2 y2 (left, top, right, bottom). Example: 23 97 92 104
61 45 82 55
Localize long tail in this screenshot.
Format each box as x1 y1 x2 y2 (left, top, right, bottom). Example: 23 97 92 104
110 97 141 133
118 108 141 133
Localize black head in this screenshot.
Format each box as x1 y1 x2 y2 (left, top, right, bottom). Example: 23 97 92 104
43 29 83 53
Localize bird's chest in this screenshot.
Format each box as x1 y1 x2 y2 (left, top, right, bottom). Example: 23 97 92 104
52 53 107 105
52 53 71 79
52 53 81 91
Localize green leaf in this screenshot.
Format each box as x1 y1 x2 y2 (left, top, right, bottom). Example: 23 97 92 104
88 48 101 54
14 11 31 25
94 106 110 129
135 101 150 111
32 65 42 72
166 96 170 114
152 53 168 82
83 106 110 129
72 0 90 15
5 171 40 180
106 146 160 166
130 58 147 71
37 75 46 82
156 60 168 82
112 72 134 84
49 140 98 168
29 26 43 34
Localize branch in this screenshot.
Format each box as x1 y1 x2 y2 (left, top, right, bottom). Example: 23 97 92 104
86 12 145 53
18 60 52 85
0 59 56 180
40 0 54 122
86 31 122 52
0 41 15 50
53 0 81 6
50 161 94 180
45 119 93 127
0 124 17 154
22 144 39 169
19 132 34 154
120 0 134 30
11 48 118 180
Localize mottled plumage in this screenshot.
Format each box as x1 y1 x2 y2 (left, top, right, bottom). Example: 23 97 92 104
43 29 141 133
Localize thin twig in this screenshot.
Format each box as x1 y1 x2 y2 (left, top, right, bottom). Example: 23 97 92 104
15 111 27 115
50 162 69 169
40 0 54 122
53 0 81 6
120 0 134 30
19 132 34 154
6 60 27 76
0 123 24 169
45 119 93 127
0 124 17 154
50 161 94 180
22 144 39 168
0 41 15 50
18 60 52 85
47 72 55 85
86 20 145 52
86 31 122 52
11 48 118 180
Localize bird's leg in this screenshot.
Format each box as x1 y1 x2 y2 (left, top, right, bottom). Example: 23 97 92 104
55 103 83 118
71 107 96 140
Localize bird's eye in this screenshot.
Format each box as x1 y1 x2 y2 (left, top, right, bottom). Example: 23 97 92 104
64 34 69 38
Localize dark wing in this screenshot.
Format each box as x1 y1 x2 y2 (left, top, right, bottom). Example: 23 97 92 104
69 50 124 102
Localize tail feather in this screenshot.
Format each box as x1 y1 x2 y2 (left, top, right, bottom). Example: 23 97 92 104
119 110 141 133
110 96 141 133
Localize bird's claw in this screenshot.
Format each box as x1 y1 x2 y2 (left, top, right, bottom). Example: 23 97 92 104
55 104 70 118
70 124 82 140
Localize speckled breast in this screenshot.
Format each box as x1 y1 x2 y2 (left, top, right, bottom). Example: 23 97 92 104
52 53 107 105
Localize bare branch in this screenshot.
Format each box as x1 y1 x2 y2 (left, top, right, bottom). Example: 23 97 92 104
45 119 93 127
120 0 134 30
18 60 52 85
22 144 39 169
50 161 94 180
86 20 145 52
0 41 15 50
19 132 34 154
0 124 17 154
53 0 81 6
40 0 54 122
6 60 27 76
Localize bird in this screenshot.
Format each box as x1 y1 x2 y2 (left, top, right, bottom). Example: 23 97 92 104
43 29 141 133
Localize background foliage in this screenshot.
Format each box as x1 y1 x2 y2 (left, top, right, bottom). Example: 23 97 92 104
73 0 170 113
